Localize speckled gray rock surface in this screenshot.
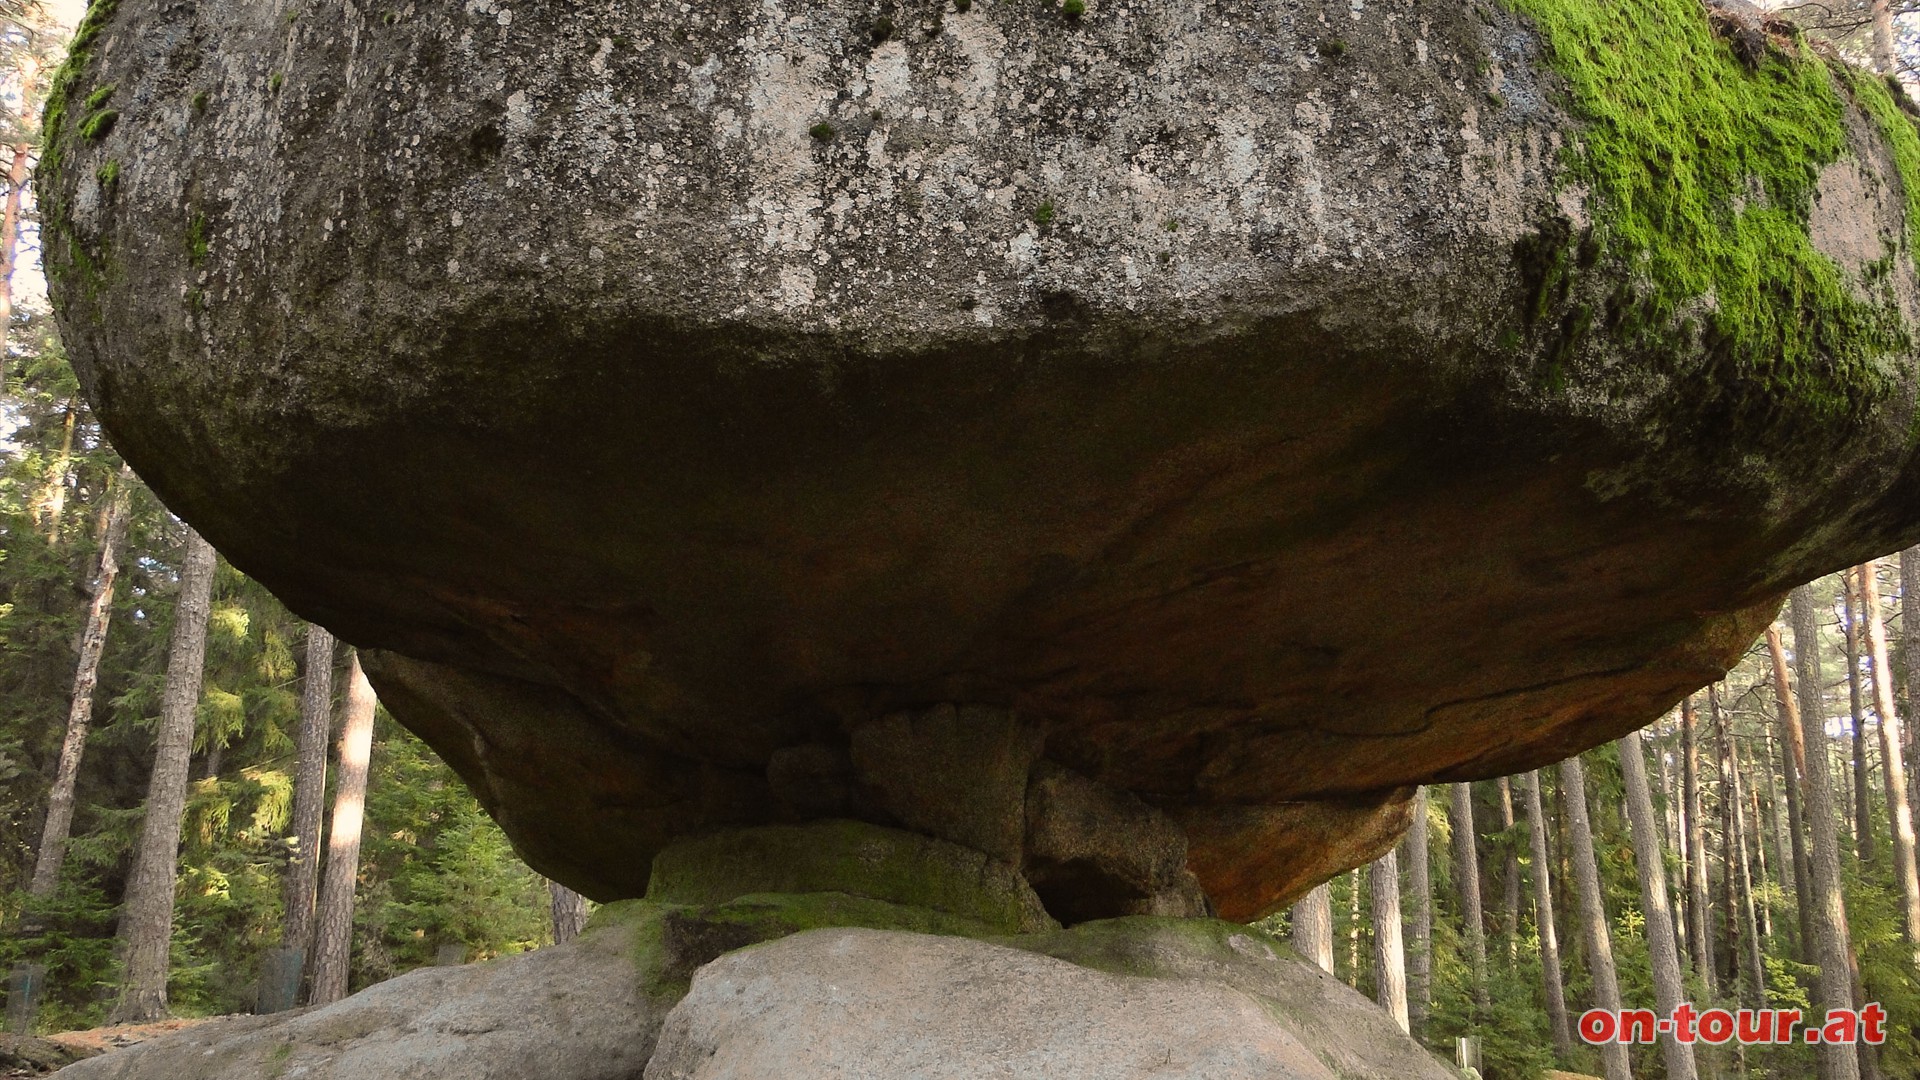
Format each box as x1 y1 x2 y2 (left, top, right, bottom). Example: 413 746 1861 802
48 917 662 1080
42 0 1920 918
644 924 1459 1080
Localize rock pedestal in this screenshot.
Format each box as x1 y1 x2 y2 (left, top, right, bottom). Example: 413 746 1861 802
51 824 1456 1079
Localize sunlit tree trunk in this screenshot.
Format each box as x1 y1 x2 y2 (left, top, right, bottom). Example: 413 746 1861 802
1719 718 1767 1008
0 141 30 395
1901 548 1920 818
1620 732 1697 1079
282 625 335 958
1351 860 1367 980
1370 848 1408 1032
1523 769 1573 1057
1562 754 1631 1080
28 464 133 899
1653 739 1689 965
1873 0 1897 74
108 528 218 1024
308 653 379 1006
1449 782 1490 1013
1856 560 1920 968
1406 787 1433 1035
32 403 76 539
1844 578 1872 860
549 880 589 945
1292 882 1334 973
1682 694 1716 996
1785 593 1864 1080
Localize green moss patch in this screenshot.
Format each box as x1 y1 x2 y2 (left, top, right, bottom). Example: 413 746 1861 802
1502 0 1917 424
586 893 1005 1002
645 820 1056 934
994 916 1279 980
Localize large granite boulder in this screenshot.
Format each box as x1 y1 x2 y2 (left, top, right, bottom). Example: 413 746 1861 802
41 0 1920 918
51 845 1458 1078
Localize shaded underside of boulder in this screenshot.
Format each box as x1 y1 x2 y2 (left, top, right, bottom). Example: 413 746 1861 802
41 0 1920 916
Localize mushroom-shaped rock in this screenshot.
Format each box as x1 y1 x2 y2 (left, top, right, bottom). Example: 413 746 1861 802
43 0 1920 921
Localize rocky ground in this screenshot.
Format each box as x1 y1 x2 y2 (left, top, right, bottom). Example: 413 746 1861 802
0 1019 216 1077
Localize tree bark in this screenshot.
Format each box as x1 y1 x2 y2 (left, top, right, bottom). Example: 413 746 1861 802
1523 769 1573 1057
1845 578 1871 860
28 465 133 899
1873 0 1897 74
1619 732 1698 1080
1346 868 1363 986
1562 754 1631 1080
33 402 76 539
108 527 218 1024
1406 786 1433 1036
0 141 29 396
1901 547 1920 819
1369 848 1408 1033
1653 738 1688 965
1448 782 1490 1013
1291 883 1334 974
1786 591 1865 1080
307 653 379 1006
1772 655 1816 964
1497 776 1522 964
1856 560 1920 968
1721 719 1767 1008
1682 694 1716 996
281 625 335 958
548 879 590 945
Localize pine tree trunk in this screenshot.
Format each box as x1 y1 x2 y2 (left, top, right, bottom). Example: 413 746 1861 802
1873 0 1897 73
1497 776 1522 964
1771 657 1816 964
1562 754 1631 1080
1786 590 1865 1080
0 141 29 396
1448 782 1490 1013
281 625 335 956
1741 740 1772 944
307 653 379 1006
1845 580 1872 861
1347 869 1363 987
33 403 76 539
108 528 218 1024
1722 721 1767 1008
1619 733 1698 1079
1654 739 1689 965
1369 848 1408 1033
548 880 590 945
1855 560 1920 968
1900 547 1920 820
1406 786 1433 1036
1291 883 1334 974
1682 694 1717 996
1762 732 1797 955
28 465 134 899
1523 769 1573 1057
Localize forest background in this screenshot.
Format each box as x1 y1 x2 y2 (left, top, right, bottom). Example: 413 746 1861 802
6 2 1920 1079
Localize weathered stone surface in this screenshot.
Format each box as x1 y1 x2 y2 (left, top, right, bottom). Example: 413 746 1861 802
49 914 663 1080
46 903 1451 1079
1023 762 1209 922
849 703 1043 862
643 819 1057 934
646 924 1458 1079
43 0 1920 917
